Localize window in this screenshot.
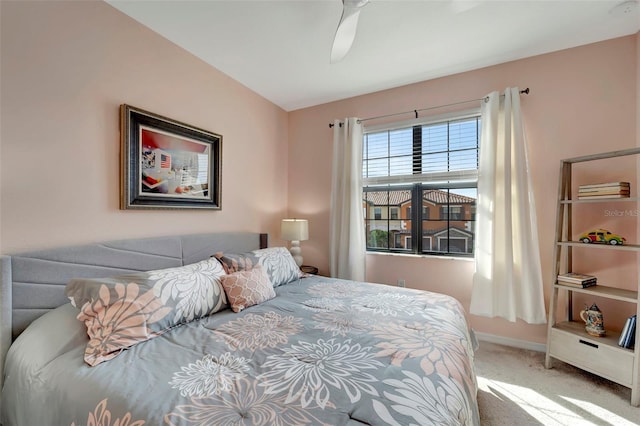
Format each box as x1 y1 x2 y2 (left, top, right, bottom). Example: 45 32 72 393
363 111 479 257
374 207 382 220
390 207 399 220
441 206 463 220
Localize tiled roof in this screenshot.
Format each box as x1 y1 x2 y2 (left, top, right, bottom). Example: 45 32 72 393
364 190 411 206
364 189 475 206
423 189 475 204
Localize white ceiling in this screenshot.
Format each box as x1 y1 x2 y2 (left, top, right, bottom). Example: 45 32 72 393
106 0 639 112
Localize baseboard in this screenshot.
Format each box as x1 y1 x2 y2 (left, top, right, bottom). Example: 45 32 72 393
474 331 546 353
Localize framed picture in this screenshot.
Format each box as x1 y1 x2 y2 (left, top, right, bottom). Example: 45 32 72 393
120 105 222 210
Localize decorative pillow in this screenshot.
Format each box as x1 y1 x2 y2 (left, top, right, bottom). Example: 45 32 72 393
219 265 276 313
215 246 302 287
65 258 227 366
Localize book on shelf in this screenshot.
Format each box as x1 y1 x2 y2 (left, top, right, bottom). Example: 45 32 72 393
557 272 596 283
578 182 630 190
618 315 636 349
577 193 631 200
578 189 630 196
556 279 597 288
578 182 630 199
557 273 597 288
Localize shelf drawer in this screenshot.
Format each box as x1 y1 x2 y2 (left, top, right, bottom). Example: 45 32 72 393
549 327 634 386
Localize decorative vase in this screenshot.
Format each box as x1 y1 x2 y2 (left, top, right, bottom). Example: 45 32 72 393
580 303 606 337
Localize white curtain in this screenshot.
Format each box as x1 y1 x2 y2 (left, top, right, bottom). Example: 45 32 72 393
329 117 366 281
470 88 546 324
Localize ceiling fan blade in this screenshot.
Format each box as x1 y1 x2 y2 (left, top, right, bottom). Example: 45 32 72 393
330 0 369 63
450 0 482 14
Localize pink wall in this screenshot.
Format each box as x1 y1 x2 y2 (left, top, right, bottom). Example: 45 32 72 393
1 1 638 346
0 1 289 254
288 35 638 344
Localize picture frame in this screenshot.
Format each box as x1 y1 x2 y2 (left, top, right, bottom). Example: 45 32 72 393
120 104 222 210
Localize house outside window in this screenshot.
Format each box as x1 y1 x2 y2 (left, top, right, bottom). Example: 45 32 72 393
362 110 479 257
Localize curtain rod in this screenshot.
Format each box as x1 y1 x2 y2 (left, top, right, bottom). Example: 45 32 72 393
329 88 530 128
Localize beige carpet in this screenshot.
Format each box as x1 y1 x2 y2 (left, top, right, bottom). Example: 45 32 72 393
475 341 639 425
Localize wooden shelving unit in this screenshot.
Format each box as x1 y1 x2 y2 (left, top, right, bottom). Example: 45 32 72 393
544 147 640 407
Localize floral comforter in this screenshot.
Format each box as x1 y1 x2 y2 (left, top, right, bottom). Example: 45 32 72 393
2 276 479 425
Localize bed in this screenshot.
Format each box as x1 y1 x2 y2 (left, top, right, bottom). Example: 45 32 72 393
0 232 479 425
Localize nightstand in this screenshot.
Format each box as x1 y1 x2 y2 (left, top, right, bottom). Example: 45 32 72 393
300 265 318 275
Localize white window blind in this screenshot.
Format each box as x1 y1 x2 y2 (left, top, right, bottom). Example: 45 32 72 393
363 110 480 186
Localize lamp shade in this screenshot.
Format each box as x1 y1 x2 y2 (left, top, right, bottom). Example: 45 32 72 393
281 219 309 241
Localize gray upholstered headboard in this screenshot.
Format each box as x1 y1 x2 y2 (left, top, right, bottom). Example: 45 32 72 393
0 232 267 386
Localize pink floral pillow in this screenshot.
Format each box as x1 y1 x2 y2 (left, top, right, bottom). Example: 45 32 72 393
65 258 227 366
219 265 276 313
215 247 302 287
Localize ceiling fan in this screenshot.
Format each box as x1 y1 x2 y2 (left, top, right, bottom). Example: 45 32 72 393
329 0 480 63
330 0 370 63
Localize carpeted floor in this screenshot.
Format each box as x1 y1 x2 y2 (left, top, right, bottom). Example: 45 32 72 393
474 341 639 425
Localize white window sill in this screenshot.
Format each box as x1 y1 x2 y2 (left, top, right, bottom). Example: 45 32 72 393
366 251 474 262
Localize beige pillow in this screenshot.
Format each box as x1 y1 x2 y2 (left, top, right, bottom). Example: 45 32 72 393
220 265 276 313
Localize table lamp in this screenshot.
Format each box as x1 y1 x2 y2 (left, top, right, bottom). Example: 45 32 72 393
281 219 309 267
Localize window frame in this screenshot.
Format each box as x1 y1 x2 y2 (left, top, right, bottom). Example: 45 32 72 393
362 109 480 258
